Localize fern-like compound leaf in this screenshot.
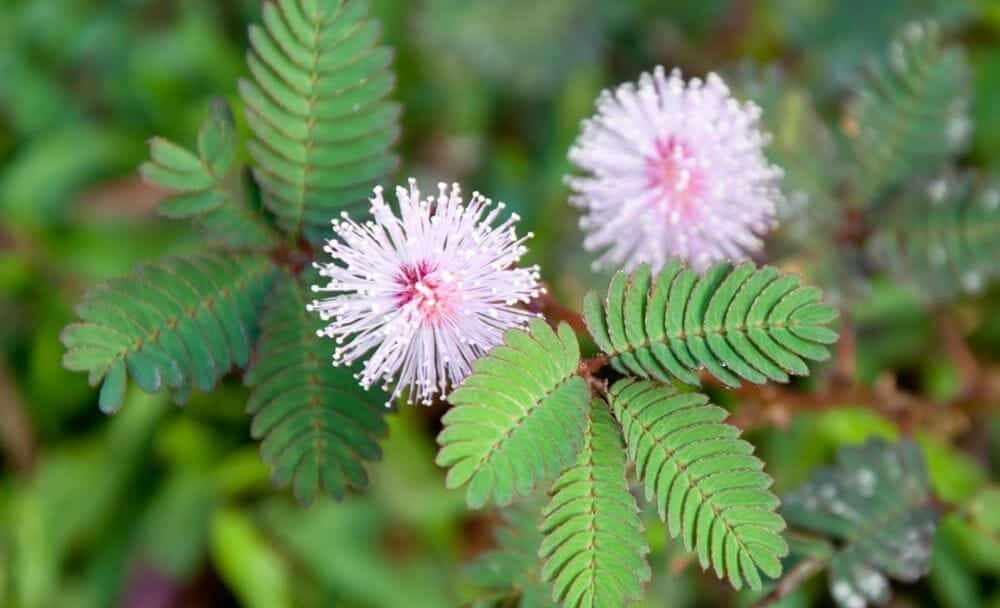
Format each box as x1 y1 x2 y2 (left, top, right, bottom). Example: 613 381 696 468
870 171 1000 303
464 498 556 608
584 260 838 388
539 399 650 607
61 254 277 413
608 379 787 590
244 271 388 505
781 438 937 608
848 20 970 207
140 99 279 249
436 320 590 509
241 0 400 242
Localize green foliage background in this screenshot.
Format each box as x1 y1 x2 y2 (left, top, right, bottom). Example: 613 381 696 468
2 1 1000 607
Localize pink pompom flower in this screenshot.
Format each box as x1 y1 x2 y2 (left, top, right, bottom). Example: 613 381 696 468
568 66 783 271
308 180 543 405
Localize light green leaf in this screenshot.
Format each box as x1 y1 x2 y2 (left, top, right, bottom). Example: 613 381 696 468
584 261 839 388
436 320 589 508
609 378 786 591
539 399 650 607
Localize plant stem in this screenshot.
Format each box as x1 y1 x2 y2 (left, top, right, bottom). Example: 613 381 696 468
530 285 588 335
755 555 826 607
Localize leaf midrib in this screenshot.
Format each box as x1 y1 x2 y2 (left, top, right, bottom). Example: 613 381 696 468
616 399 773 578
470 372 579 479
606 318 811 358
94 260 270 375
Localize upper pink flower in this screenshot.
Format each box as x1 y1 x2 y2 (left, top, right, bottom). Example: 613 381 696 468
308 180 542 405
568 67 783 271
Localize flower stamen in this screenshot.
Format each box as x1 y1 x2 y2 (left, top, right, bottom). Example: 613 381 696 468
310 180 541 406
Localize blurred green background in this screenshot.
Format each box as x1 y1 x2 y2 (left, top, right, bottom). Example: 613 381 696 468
2 1 1000 607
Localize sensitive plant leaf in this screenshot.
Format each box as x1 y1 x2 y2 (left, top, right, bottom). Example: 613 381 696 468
848 20 971 207
241 0 401 242
245 271 388 505
539 399 650 607
61 254 277 413
869 171 1000 303
609 378 787 591
782 438 938 608
584 260 839 388
141 98 279 249
436 320 590 508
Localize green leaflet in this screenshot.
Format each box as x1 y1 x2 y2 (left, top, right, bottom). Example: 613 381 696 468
140 99 279 250
782 438 937 608
608 379 787 591
539 399 650 607
61 254 277 413
870 171 1000 303
242 0 401 242
848 20 970 207
435 320 590 508
584 260 839 388
244 271 387 505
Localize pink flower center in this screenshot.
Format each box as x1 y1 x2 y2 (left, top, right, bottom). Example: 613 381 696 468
646 137 703 224
392 261 458 323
